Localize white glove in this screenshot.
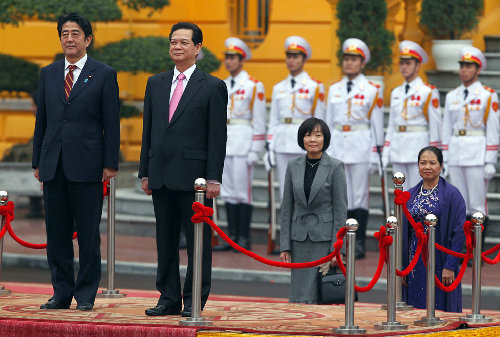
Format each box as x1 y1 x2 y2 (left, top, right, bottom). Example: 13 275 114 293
381 150 389 170
263 151 275 172
318 261 330 276
484 164 496 180
369 162 380 176
441 163 449 178
246 151 259 166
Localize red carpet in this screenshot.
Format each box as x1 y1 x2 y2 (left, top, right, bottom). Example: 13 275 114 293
0 282 499 337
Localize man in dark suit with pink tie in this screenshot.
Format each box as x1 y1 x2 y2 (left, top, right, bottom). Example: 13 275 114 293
32 13 120 311
139 22 227 317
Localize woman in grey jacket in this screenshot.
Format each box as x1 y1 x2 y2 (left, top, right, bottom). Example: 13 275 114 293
280 117 348 303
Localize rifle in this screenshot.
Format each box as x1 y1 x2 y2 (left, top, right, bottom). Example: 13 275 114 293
376 145 390 219
267 167 278 254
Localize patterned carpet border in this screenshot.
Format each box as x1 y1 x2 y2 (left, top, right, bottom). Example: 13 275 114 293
0 282 499 337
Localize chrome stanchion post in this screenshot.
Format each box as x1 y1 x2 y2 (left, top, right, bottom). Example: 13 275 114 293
390 172 412 311
0 191 11 295
98 177 126 298
335 219 366 335
180 178 213 326
415 214 443 326
375 216 408 331
460 212 492 323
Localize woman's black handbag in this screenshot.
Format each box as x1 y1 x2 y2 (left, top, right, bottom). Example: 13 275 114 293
318 267 358 304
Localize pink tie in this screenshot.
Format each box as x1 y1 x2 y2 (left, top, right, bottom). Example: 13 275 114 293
169 73 186 122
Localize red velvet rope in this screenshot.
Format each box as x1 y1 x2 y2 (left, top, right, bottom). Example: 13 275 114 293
336 226 392 292
192 202 345 268
103 180 110 197
421 247 472 292
0 201 77 249
394 190 476 292
482 242 500 264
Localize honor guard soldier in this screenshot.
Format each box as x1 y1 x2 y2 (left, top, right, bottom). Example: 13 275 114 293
383 40 442 189
266 36 325 197
215 37 266 251
442 46 499 251
325 38 384 259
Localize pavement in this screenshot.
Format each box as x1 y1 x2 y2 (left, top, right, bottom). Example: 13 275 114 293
2 206 500 297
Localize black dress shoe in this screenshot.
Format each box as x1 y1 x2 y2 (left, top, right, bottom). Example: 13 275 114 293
181 307 192 317
145 304 181 316
76 303 93 311
40 299 70 310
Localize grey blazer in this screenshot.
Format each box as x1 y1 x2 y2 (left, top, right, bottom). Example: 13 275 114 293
280 153 347 252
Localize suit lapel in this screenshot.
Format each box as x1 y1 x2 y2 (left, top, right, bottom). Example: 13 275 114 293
307 154 331 205
293 156 308 207
53 60 66 104
168 67 203 127
161 71 174 124
68 57 97 102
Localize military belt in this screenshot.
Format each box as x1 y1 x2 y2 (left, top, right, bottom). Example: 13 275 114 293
281 118 304 124
334 124 369 132
395 125 428 132
227 119 252 125
453 129 485 136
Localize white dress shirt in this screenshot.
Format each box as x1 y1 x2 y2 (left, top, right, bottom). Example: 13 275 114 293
64 54 88 85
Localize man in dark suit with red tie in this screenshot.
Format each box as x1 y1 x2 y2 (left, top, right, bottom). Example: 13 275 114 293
139 22 227 317
32 13 120 311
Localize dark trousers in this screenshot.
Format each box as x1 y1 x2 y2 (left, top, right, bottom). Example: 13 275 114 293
43 158 103 305
152 186 212 309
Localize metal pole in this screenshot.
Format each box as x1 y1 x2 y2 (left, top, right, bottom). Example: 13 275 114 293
180 178 213 326
375 216 408 331
415 214 442 326
460 212 492 323
390 172 412 311
335 219 366 335
0 191 11 295
98 177 126 298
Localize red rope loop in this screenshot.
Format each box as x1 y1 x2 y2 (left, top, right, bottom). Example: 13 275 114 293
482 242 500 264
103 180 110 197
191 202 344 268
337 226 392 292
0 201 77 249
396 224 427 277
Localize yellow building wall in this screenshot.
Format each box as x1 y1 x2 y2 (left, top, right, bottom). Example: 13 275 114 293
0 0 499 161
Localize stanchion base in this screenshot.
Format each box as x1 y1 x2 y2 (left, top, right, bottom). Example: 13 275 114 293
96 290 126 298
335 325 367 334
414 317 444 327
459 314 493 324
179 317 213 326
374 321 408 331
381 302 413 311
0 287 11 296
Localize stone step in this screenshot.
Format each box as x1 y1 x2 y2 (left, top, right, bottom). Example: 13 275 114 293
484 36 500 53
484 52 500 72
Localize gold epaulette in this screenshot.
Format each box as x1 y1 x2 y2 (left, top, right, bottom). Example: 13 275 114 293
368 81 380 89
424 82 437 90
484 85 495 94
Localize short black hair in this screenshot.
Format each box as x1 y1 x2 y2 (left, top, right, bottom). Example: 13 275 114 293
459 61 480 69
169 22 203 45
57 13 92 39
286 52 306 61
418 146 443 166
297 118 331 152
225 53 243 62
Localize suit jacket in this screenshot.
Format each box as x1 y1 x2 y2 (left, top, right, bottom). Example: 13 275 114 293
138 67 228 191
280 153 348 252
32 56 120 182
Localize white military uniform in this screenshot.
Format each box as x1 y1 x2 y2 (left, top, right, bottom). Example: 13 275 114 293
268 71 325 196
221 70 266 204
325 73 384 210
443 80 499 215
384 77 442 189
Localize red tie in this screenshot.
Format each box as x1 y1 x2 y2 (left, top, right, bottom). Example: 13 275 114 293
64 65 77 100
